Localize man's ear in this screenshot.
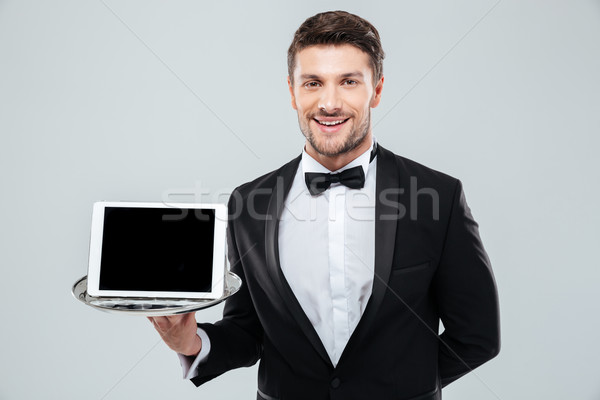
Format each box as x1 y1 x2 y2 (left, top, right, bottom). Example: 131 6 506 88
370 76 384 108
287 76 297 110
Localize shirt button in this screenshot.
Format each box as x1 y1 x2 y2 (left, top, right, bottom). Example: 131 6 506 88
330 377 341 389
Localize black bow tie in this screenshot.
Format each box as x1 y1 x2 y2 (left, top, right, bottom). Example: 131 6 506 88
304 144 378 196
305 166 365 195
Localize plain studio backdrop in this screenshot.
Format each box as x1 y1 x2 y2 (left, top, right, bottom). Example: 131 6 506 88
1 1 599 399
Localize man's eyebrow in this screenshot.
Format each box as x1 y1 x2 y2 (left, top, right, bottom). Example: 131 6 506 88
298 72 365 80
299 74 321 80
339 72 364 79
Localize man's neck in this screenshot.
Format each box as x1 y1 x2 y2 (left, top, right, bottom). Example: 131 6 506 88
305 133 373 172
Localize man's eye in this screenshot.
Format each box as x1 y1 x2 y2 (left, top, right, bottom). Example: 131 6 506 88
304 82 321 88
343 80 358 86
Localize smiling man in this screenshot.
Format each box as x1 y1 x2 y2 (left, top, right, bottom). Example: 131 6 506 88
149 10 500 400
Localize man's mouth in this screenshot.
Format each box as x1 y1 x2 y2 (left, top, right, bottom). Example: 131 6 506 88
312 117 350 133
313 117 350 126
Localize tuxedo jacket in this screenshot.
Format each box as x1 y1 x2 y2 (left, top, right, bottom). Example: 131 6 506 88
192 144 500 400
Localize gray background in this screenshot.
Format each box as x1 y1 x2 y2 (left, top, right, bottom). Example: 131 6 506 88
1 0 599 399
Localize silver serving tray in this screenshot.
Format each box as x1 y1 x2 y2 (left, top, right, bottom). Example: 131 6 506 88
72 271 241 316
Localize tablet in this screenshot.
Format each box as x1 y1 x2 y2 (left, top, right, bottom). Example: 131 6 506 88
86 202 227 299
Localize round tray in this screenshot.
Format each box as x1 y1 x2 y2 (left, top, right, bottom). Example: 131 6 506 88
72 271 242 316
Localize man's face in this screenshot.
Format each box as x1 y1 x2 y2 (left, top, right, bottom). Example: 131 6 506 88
288 44 383 158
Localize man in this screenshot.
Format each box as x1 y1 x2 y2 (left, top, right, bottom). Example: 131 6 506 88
149 10 500 400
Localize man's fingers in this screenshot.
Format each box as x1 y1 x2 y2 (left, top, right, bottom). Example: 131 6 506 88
151 316 172 331
166 313 193 327
166 315 182 323
148 313 199 354
149 314 192 332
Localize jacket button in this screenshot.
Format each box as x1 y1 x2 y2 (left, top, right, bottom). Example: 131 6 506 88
330 377 341 389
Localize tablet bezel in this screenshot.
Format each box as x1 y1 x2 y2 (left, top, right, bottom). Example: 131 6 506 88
86 201 227 299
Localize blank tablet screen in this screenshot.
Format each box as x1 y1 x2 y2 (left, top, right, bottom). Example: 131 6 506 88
99 207 214 293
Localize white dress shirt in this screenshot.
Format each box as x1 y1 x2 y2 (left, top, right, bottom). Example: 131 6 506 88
179 139 377 377
278 140 376 366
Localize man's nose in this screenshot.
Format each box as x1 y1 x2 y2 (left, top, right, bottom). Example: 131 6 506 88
318 85 342 114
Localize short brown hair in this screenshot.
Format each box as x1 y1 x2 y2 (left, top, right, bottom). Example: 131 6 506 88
287 10 385 86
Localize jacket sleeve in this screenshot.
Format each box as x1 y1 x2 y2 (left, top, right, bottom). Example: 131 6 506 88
433 179 501 387
190 189 263 386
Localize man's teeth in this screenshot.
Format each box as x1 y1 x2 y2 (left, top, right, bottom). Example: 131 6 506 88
317 119 347 126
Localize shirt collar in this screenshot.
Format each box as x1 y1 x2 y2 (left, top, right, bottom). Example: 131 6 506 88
301 137 377 177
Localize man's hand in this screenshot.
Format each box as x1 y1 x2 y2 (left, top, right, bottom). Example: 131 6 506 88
148 313 202 356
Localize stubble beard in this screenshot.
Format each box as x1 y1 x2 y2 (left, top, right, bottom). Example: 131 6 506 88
299 110 371 157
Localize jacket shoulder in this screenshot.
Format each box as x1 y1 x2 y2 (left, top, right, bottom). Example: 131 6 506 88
380 145 459 191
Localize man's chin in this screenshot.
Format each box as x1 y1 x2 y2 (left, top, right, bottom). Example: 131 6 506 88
309 138 354 157
307 136 337 155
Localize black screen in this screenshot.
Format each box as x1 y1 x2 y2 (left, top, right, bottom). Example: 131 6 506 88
99 207 214 293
